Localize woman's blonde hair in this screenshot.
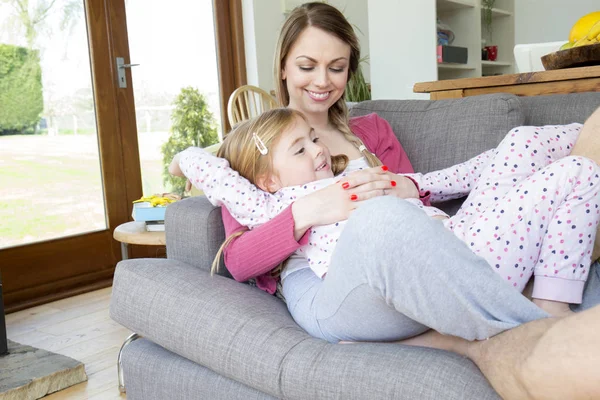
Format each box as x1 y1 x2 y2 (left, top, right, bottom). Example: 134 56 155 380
211 107 348 275
273 2 382 168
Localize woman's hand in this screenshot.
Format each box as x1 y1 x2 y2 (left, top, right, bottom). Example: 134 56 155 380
339 166 419 202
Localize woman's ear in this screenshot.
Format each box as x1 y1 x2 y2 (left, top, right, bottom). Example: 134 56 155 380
256 174 281 193
281 66 287 80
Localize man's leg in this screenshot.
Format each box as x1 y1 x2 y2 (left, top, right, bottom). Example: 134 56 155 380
571 105 600 260
468 305 600 400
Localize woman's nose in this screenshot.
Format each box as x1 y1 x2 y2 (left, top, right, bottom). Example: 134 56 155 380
313 67 329 87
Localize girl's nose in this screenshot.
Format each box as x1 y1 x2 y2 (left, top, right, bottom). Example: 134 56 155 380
311 142 324 158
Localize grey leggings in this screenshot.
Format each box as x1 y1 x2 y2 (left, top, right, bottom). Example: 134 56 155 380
282 196 600 343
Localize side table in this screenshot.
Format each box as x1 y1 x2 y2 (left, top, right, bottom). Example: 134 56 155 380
113 221 166 260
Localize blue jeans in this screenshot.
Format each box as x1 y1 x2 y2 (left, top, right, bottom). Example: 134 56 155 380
282 197 557 343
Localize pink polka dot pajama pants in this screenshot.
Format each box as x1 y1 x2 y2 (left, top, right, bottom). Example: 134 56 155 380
444 124 600 304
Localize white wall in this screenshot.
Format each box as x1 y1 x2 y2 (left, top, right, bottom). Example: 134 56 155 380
242 0 370 93
515 0 599 44
368 0 436 100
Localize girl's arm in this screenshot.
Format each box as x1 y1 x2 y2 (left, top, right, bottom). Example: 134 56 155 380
406 148 496 203
176 147 285 228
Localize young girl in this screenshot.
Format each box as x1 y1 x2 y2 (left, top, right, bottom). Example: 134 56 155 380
171 108 446 279
173 106 600 312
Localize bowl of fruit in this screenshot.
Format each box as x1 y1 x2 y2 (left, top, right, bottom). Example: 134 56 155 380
541 11 600 70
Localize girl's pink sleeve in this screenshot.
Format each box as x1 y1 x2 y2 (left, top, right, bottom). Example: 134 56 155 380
221 205 309 282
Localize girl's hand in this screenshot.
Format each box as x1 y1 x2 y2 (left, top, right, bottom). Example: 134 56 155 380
339 166 419 202
291 181 356 240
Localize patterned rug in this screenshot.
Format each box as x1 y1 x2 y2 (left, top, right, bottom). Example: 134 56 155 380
0 340 87 400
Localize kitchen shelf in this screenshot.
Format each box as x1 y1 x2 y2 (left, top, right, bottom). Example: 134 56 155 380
437 0 476 13
482 60 512 67
438 63 477 70
491 8 512 17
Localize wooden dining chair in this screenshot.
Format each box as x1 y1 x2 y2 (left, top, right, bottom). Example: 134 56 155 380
227 85 278 127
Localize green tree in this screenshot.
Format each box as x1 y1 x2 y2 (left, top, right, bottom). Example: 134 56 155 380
161 87 219 195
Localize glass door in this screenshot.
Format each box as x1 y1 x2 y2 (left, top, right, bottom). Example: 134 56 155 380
0 0 141 311
124 0 224 197
0 0 245 312
0 0 106 249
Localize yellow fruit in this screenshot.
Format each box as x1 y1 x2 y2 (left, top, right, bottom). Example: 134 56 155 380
559 41 574 50
569 11 600 43
587 20 600 40
573 37 593 48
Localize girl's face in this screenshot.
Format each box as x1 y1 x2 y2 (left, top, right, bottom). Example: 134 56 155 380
282 26 351 116
266 115 333 191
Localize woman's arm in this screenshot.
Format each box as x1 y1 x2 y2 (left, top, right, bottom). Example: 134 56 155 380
222 180 358 280
221 205 310 281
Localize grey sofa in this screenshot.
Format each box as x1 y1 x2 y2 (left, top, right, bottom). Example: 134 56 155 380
110 92 600 400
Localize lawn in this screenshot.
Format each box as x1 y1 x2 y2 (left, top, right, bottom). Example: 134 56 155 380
0 132 169 249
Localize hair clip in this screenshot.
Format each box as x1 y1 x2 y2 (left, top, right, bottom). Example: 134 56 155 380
358 145 366 152
252 132 269 155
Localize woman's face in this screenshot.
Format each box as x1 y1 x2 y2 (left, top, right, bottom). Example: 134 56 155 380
282 26 351 116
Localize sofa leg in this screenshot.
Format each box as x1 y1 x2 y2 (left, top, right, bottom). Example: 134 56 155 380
118 332 141 393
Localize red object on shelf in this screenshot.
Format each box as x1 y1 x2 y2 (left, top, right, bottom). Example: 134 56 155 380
485 45 498 61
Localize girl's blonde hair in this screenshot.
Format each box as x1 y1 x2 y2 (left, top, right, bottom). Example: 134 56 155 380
273 2 382 168
211 108 348 275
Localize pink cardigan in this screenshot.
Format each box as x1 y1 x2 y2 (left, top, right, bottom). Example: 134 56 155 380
221 113 424 293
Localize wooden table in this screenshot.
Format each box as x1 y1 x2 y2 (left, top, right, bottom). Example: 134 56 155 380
413 65 600 100
113 221 166 259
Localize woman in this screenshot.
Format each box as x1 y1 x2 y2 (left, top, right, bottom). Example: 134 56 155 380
216 1 570 345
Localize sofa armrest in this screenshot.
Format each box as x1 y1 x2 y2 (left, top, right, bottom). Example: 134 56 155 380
165 196 225 273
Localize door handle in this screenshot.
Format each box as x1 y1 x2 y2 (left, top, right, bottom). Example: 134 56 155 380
115 57 139 88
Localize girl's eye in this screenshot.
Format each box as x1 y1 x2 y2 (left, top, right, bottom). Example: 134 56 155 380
312 137 319 143
295 147 305 155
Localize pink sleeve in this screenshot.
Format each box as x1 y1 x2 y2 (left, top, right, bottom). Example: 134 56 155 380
221 205 309 282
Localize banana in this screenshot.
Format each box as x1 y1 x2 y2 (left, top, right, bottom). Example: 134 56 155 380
573 36 594 47
586 20 600 40
133 193 181 207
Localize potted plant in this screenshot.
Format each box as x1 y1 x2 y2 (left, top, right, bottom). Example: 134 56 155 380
161 87 219 196
481 0 498 61
481 0 496 43
346 56 371 103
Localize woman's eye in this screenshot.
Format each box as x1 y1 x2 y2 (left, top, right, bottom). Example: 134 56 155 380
330 67 345 73
299 66 314 71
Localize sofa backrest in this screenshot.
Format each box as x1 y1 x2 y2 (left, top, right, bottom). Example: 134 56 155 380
350 92 600 175
519 92 600 126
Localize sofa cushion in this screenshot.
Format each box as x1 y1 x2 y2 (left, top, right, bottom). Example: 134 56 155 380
519 92 600 126
350 93 525 174
111 259 499 400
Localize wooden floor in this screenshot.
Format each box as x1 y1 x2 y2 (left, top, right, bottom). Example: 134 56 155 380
6 287 131 399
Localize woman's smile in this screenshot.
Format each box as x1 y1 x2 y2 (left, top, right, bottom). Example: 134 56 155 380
307 90 331 101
